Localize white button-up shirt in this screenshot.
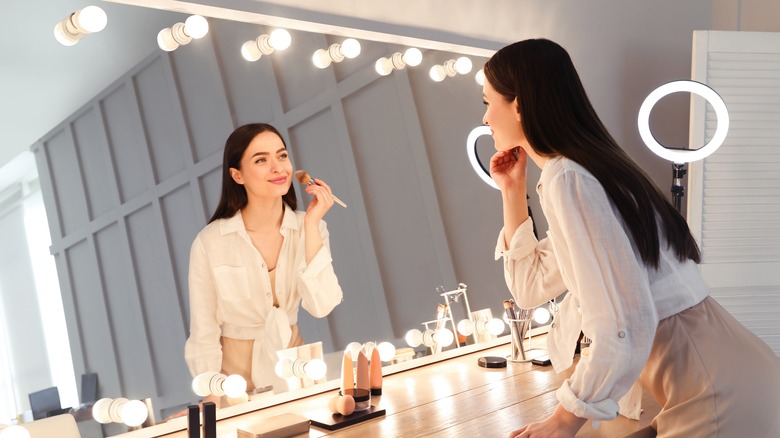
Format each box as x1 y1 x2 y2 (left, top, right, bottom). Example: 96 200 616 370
185 206 343 389
495 156 709 421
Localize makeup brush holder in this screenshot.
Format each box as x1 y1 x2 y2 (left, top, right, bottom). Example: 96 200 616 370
341 388 371 412
508 317 532 362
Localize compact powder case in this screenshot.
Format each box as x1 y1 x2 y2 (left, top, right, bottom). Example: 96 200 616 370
477 356 507 368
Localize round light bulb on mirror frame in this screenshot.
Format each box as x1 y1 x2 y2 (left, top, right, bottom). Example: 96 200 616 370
486 317 505 336
375 57 393 76
532 307 552 325
405 328 423 347
157 28 179 52
376 341 396 361
54 21 81 46
454 56 473 75
223 374 248 398
119 399 149 428
433 327 455 347
340 38 361 59
429 65 446 82
403 47 423 67
268 28 292 51
184 15 209 39
75 5 108 34
457 318 474 336
312 49 332 69
0 425 29 438
275 358 295 379
92 397 114 423
303 358 328 380
345 341 363 359
192 371 219 397
241 40 263 62
475 69 485 86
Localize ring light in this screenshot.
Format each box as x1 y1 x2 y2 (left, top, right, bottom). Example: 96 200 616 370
466 126 498 189
638 80 729 163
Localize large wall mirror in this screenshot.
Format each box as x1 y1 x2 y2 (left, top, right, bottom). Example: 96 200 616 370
12 3 552 437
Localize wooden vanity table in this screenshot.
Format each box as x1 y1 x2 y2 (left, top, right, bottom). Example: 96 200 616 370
155 342 659 437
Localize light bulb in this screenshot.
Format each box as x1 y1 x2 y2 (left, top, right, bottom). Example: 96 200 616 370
275 358 294 379
475 69 485 86
157 28 179 52
75 5 107 34
405 329 423 347
269 28 291 51
312 49 331 69
304 358 327 380
0 426 30 438
454 56 473 74
362 341 376 356
457 319 475 336
377 341 396 362
119 399 148 427
430 65 446 82
54 22 80 46
375 57 393 76
434 328 454 347
192 371 217 396
487 318 505 336
340 38 361 58
184 15 209 39
421 329 436 347
223 374 247 398
533 307 552 325
241 40 262 62
92 397 115 424
404 48 423 67
345 342 363 359
108 398 128 423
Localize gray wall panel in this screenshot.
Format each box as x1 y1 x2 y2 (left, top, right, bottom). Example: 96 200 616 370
43 128 87 236
103 84 151 203
198 167 222 220
94 222 155 397
273 31 330 112
72 107 114 220
134 58 187 183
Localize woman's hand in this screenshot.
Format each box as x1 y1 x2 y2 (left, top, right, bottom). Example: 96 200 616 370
490 146 528 192
508 405 586 438
304 178 335 224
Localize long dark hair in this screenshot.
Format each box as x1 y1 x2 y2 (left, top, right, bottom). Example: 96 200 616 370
209 123 297 223
484 39 700 267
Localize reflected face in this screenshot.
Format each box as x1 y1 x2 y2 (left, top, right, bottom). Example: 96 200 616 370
482 79 525 152
230 131 293 200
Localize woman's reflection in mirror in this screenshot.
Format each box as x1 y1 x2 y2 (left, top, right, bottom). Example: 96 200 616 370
178 123 343 415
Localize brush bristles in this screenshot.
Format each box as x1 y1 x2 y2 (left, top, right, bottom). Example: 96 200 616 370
294 170 311 184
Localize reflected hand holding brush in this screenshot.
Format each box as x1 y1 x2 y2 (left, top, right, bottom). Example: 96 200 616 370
295 170 348 208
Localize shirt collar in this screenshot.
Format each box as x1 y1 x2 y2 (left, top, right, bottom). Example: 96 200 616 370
219 203 299 235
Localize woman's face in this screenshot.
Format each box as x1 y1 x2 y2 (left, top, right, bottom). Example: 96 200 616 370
482 79 526 152
230 131 293 201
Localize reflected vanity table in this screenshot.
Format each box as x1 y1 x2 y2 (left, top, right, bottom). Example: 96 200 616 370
142 339 659 438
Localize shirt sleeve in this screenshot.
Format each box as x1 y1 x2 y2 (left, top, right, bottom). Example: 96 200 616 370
297 220 344 318
184 235 223 377
495 218 567 308
546 168 658 421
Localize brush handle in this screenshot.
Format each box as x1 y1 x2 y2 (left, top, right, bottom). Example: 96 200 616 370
307 180 347 208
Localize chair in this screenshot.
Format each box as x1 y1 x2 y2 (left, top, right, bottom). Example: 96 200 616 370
21 414 81 438
28 387 66 421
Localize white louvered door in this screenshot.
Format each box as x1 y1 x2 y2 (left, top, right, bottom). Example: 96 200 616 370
688 31 780 354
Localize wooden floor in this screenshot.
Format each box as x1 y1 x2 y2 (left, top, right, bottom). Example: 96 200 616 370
159 343 660 437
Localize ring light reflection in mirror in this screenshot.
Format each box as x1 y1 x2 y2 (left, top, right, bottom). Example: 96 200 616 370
638 80 729 163
467 126 498 189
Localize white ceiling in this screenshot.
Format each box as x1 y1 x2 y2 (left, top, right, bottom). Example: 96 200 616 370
0 1 188 175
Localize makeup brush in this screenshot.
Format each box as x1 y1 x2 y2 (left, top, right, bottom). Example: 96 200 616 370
294 170 348 208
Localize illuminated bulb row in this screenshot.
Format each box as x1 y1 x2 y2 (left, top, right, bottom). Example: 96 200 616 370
345 341 396 362
241 28 291 61
92 397 149 428
375 48 423 76
157 15 209 52
191 371 247 399
405 328 455 348
429 56 473 82
275 357 327 381
457 316 505 337
313 38 361 69
53 5 107 46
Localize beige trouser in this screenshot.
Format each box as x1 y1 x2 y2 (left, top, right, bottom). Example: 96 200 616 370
636 296 780 437
219 324 303 391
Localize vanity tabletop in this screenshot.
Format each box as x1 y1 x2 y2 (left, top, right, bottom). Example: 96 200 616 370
158 343 659 437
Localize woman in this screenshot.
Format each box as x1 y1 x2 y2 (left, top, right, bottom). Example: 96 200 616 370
185 123 343 406
485 39 780 437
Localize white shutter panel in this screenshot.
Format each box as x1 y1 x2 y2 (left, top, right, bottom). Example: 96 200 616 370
688 31 780 354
